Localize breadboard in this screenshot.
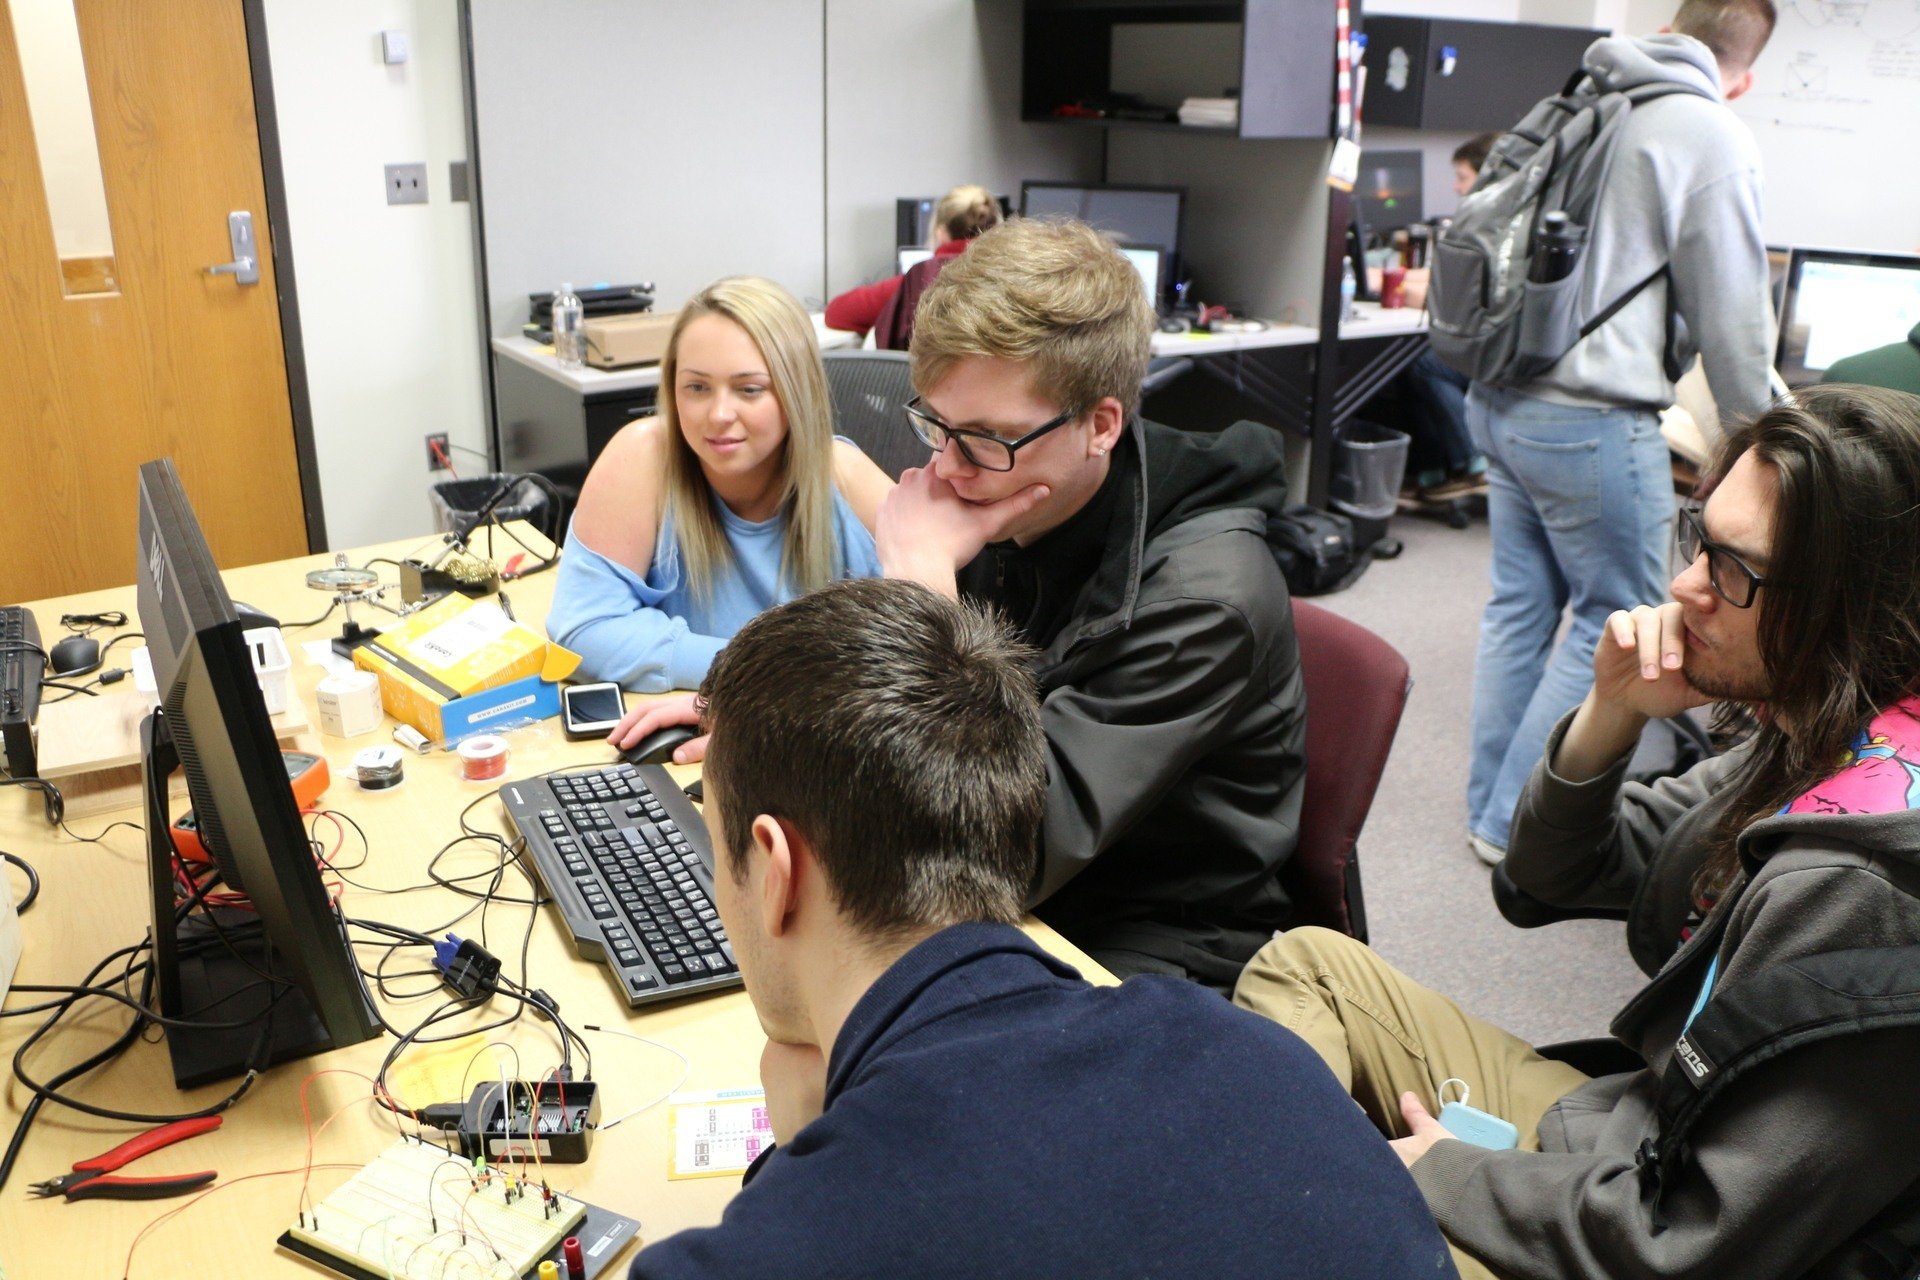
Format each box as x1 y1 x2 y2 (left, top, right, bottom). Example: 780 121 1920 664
279 1137 586 1279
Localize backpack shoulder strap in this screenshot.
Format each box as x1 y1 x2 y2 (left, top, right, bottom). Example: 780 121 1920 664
1638 946 1920 1220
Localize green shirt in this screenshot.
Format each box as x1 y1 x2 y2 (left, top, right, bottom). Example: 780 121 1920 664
1823 323 1920 396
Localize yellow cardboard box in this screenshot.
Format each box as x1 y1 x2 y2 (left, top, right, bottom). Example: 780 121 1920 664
353 594 580 742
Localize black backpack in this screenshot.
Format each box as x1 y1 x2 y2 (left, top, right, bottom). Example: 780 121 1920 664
1267 505 1371 597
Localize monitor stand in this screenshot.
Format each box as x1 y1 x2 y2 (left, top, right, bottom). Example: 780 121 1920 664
142 712 340 1090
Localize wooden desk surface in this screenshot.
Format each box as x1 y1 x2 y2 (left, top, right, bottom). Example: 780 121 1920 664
0 527 1110 1279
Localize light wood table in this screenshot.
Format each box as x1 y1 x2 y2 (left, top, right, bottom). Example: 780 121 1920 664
0 527 1110 1279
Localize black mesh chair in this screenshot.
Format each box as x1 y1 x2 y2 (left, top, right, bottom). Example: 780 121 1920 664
821 350 929 481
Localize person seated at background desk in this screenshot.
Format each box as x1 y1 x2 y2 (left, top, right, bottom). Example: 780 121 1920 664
1234 385 1920 1280
1823 321 1920 395
876 217 1306 992
626 577 1456 1280
547 276 892 691
822 183 1000 349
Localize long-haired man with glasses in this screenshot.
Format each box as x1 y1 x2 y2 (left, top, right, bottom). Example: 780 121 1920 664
875 216 1306 992
1233 384 1920 1279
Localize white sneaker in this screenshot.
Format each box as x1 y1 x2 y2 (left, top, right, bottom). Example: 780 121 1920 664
1468 833 1506 867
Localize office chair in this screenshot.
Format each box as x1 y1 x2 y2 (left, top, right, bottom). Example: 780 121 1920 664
821 350 931 481
1279 600 1411 943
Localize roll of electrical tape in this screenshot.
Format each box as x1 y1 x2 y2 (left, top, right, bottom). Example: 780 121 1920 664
352 744 406 791
457 734 509 782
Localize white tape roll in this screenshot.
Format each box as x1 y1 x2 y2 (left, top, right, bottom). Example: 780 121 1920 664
316 670 384 738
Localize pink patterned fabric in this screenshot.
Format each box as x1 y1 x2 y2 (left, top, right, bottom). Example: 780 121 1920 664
1783 697 1920 816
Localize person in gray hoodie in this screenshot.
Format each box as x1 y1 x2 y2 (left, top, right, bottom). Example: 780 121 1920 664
1467 0 1779 864
1236 384 1920 1279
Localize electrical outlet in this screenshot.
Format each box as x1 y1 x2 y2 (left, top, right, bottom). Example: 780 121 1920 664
385 163 427 205
426 433 450 470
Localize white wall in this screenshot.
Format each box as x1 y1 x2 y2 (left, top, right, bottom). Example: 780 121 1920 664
11 0 114 258
262 0 488 550
822 0 1101 297
469 2 827 330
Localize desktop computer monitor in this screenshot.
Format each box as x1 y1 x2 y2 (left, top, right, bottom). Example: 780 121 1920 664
896 245 934 274
136 458 379 1087
1776 248 1920 387
1019 182 1184 301
1356 150 1424 234
1121 246 1163 310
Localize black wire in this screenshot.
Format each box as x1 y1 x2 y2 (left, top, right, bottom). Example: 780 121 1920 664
2 850 38 913
40 678 98 697
281 600 339 630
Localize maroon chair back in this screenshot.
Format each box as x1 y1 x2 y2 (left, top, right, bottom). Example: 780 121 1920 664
1281 599 1411 942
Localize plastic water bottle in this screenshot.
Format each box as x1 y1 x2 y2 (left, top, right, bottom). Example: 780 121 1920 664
1339 258 1357 325
552 283 585 369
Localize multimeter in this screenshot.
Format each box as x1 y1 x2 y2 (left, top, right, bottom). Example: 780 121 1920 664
170 750 331 867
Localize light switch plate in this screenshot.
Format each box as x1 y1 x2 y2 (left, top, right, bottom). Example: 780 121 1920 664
381 29 409 64
385 163 427 205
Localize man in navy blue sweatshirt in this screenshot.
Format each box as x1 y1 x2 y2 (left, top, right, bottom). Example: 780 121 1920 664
627 578 1455 1279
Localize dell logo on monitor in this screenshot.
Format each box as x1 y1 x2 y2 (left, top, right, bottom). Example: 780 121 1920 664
148 534 165 601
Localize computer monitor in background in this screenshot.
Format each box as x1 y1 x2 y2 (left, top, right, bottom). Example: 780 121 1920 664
1019 182 1185 298
1356 150 1424 234
1776 248 1920 386
137 458 379 1087
896 246 934 274
1121 246 1163 310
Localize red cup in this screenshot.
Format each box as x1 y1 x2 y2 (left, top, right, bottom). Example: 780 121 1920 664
1381 266 1407 310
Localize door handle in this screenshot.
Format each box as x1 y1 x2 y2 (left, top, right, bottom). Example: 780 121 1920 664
205 211 260 285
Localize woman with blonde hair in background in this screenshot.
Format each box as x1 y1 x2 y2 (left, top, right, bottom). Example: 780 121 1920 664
547 276 891 695
824 183 1002 348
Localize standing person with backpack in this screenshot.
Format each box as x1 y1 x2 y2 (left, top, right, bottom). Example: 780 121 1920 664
1433 0 1779 865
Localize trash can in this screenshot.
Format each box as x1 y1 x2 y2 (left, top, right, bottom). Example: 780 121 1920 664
429 473 548 537
1329 420 1410 549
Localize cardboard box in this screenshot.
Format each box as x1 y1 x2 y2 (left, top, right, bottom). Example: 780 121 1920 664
353 594 580 743
584 310 678 369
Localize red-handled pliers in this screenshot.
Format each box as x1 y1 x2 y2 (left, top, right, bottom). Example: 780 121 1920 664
29 1116 221 1201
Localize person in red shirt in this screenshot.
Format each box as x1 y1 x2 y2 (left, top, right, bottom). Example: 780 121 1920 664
824 184 1001 348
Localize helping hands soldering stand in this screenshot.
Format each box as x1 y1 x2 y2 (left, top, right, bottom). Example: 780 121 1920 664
400 477 521 605
304 555 402 659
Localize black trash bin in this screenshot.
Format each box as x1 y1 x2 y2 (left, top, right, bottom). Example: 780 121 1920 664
1329 421 1410 550
429 473 548 537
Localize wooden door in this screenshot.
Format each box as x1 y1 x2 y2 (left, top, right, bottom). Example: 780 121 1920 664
0 0 309 603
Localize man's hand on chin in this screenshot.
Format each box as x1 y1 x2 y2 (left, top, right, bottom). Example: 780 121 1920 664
760 1039 829 1145
877 466 1049 600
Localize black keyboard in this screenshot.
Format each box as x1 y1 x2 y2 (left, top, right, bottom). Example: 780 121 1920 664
501 763 739 1007
1 605 42 779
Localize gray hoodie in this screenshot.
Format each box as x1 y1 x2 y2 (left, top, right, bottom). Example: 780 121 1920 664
1529 35 1774 422
1412 709 1920 1278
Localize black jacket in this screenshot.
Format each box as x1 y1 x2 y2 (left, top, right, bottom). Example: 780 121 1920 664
958 417 1304 990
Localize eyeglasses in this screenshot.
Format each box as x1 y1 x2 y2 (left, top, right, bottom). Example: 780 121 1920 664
1677 505 1770 609
902 396 1080 472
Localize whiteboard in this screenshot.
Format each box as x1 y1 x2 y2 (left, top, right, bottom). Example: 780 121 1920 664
1730 0 1920 252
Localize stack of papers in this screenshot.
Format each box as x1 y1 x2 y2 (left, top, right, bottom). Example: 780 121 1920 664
1179 97 1238 127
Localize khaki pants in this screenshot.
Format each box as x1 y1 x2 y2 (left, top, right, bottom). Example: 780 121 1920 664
1233 927 1592 1280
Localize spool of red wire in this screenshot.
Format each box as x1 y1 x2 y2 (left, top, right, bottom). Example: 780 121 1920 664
456 734 510 782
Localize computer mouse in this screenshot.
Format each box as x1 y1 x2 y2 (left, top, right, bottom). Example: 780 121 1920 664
618 723 700 766
49 633 100 676
1158 315 1190 334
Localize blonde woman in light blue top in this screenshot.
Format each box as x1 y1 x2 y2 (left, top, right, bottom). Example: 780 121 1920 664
547 277 892 700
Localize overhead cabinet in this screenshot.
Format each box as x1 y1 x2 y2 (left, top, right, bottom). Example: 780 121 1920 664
1361 16 1604 132
1021 0 1337 140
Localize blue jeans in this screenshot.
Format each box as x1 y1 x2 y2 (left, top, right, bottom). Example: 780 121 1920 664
1465 385 1673 849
